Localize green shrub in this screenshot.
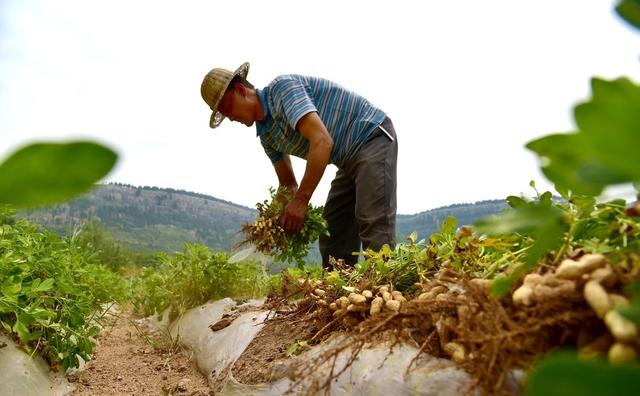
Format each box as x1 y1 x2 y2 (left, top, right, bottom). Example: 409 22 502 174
0 209 128 370
131 243 269 320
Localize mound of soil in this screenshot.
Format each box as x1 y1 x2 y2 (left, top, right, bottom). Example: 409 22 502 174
232 313 322 384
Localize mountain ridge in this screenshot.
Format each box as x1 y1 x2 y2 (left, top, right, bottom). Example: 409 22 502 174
20 183 508 256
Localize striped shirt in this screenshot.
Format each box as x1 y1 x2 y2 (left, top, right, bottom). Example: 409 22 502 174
255 75 386 168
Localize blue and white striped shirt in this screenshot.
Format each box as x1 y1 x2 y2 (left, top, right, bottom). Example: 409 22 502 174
255 75 386 168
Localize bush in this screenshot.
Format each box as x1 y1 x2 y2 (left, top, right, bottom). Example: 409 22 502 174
131 243 269 320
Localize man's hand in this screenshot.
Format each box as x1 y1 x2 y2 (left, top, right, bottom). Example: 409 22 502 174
275 185 297 207
280 195 309 233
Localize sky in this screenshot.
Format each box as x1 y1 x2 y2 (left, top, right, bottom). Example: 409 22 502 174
0 0 638 215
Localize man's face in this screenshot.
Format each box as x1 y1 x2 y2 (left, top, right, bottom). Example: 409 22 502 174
217 84 254 127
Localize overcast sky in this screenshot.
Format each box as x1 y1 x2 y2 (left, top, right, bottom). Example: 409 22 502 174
1 0 638 214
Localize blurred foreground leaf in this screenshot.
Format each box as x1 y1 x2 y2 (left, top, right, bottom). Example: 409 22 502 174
475 205 568 296
525 352 640 396
618 280 640 326
527 77 640 196
0 141 117 207
616 0 640 29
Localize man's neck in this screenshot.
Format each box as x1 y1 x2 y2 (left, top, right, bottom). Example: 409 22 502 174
255 88 268 121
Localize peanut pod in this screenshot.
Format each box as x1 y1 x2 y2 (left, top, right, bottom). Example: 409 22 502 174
512 284 534 306
555 254 606 279
391 291 406 302
604 310 638 342
385 300 400 312
608 342 637 364
348 293 367 305
583 280 612 318
336 296 349 309
370 297 383 316
444 342 466 363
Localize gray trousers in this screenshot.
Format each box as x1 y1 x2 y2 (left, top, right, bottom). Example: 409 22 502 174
319 116 397 267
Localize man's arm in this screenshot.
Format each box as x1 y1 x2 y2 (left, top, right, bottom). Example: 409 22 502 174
280 112 333 233
274 154 298 203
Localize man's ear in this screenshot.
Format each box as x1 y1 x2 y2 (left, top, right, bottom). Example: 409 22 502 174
234 82 248 97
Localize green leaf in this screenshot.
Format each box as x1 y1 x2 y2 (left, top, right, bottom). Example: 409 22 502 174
32 278 54 292
527 78 640 196
570 196 596 213
618 304 640 326
618 280 640 326
0 141 117 207
1 320 12 332
285 340 309 357
506 196 528 209
539 191 553 207
408 231 418 244
616 0 640 29
555 184 570 200
474 205 565 236
1 279 22 296
13 319 30 343
525 352 640 396
526 134 625 196
489 275 512 297
574 78 640 178
441 216 457 234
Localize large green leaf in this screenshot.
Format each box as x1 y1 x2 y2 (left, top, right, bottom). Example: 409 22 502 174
575 78 640 178
0 141 117 207
616 0 640 29
527 78 640 196
526 352 640 396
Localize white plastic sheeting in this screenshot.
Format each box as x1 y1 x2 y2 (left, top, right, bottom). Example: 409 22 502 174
0 333 73 396
218 335 476 396
160 298 269 385
160 299 477 396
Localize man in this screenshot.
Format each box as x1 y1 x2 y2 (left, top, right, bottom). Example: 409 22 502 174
200 62 397 267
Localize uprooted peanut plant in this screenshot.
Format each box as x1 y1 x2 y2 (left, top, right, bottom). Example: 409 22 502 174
238 187 328 267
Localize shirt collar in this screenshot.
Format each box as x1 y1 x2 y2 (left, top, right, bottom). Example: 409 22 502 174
255 88 270 137
257 88 269 119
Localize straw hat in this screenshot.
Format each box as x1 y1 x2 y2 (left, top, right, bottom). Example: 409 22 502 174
200 62 250 128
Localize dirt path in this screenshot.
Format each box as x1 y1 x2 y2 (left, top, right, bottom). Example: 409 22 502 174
68 308 211 396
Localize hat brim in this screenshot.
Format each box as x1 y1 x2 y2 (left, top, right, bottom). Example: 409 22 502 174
209 62 250 129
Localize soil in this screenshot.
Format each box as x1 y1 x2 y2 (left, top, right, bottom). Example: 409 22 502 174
68 307 211 396
231 312 323 384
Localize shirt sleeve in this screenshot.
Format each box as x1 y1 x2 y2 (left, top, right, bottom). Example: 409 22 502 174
270 78 317 130
260 137 284 164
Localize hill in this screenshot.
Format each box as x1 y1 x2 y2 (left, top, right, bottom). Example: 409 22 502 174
20 183 508 255
396 199 508 241
20 183 256 253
